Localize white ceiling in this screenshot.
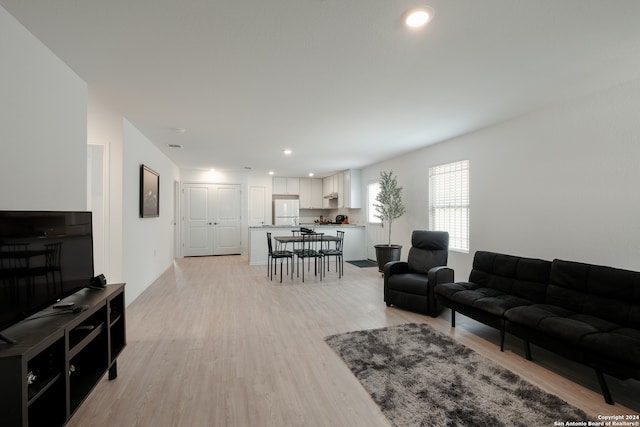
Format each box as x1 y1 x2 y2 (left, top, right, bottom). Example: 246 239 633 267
2 0 640 177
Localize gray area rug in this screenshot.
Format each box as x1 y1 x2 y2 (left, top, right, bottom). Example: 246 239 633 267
325 323 591 427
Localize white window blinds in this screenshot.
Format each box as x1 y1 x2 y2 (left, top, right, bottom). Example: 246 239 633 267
429 160 469 252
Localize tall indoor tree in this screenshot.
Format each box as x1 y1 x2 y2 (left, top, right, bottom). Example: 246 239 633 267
374 170 406 246
373 170 406 272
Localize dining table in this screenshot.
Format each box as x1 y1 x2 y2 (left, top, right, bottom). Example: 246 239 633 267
272 234 342 245
273 233 343 281
273 233 342 254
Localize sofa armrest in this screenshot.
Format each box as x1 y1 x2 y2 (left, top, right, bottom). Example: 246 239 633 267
383 261 408 301
384 260 409 278
428 266 454 286
426 266 454 317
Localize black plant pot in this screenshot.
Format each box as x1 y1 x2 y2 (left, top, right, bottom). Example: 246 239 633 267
374 244 402 273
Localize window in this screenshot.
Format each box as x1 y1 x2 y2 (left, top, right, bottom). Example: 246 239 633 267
429 160 469 252
367 181 381 223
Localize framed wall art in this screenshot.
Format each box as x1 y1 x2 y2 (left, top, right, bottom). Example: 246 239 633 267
140 164 160 218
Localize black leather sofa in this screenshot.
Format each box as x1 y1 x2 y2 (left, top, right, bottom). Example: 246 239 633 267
433 251 551 351
434 251 640 405
383 230 453 317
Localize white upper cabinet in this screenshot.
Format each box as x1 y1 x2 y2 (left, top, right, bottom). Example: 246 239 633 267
273 171 360 209
273 177 286 194
299 178 323 209
322 175 338 208
337 172 345 208
299 178 311 207
323 175 337 195
286 177 300 195
273 177 300 195
320 170 361 208
342 169 361 208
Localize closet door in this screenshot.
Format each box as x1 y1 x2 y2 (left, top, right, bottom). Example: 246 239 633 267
211 184 241 255
183 184 214 256
182 183 241 256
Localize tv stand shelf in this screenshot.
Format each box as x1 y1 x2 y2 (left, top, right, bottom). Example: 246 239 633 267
0 283 126 427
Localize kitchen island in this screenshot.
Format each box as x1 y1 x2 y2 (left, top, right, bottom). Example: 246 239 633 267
248 224 366 265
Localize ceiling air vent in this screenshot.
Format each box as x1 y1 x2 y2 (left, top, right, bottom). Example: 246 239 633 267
167 144 182 149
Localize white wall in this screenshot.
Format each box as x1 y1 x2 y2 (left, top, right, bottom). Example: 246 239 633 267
0 6 87 211
123 120 180 303
87 90 124 283
363 78 640 280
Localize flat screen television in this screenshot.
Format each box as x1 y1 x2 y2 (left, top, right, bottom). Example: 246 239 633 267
0 211 94 333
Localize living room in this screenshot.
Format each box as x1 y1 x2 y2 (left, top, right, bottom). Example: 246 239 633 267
1 1 639 425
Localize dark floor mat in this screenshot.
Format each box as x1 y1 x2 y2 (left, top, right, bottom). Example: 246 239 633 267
347 260 378 268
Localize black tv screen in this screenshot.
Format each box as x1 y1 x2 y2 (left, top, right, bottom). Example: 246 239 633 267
0 211 94 332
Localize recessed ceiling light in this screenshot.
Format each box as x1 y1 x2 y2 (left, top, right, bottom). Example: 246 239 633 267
404 6 434 29
170 127 186 133
268 171 275 175
308 172 314 177
283 149 292 155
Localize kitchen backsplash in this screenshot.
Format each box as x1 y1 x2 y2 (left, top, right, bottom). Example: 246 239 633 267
299 208 362 225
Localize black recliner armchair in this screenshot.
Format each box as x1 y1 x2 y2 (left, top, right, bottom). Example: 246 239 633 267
384 230 454 317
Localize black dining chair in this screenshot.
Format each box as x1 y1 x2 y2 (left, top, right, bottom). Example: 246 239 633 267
290 229 301 254
293 232 324 282
266 232 294 282
320 230 344 278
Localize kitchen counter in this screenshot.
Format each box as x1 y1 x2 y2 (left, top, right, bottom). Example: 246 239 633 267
249 224 364 229
248 224 366 265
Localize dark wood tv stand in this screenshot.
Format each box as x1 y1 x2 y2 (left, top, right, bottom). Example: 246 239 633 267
0 283 126 427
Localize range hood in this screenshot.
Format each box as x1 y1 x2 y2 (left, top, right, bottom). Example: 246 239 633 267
323 192 338 199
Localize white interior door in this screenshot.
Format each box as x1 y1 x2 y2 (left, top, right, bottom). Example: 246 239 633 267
212 185 241 255
366 223 385 261
248 186 266 226
183 183 241 256
183 184 214 256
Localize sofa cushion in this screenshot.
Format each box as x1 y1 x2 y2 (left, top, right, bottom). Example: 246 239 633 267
467 251 551 303
436 282 533 317
550 260 640 300
549 259 640 328
580 328 640 368
472 294 534 317
505 304 621 345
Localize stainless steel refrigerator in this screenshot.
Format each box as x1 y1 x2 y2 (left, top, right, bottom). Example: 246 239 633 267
273 199 300 226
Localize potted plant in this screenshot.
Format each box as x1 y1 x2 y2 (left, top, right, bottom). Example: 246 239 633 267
373 170 406 272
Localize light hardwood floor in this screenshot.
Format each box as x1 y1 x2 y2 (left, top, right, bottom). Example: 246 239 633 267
68 256 640 426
